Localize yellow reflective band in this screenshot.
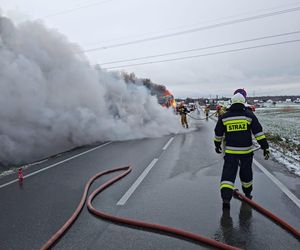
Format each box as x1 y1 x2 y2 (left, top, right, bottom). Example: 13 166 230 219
220 184 235 190
223 119 251 125
256 135 266 141
226 122 247 132
225 149 254 154
242 182 253 188
214 138 222 142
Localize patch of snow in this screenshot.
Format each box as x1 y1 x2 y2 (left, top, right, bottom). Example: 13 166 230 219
256 105 300 176
270 147 300 177
0 169 15 177
0 163 31 178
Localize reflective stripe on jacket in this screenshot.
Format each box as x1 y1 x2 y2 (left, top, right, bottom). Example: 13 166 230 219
214 103 269 154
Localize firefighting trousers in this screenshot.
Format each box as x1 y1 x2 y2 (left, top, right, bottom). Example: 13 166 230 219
220 154 253 201
181 114 188 127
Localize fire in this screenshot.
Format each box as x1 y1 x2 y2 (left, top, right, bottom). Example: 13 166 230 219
161 89 176 108
172 99 176 108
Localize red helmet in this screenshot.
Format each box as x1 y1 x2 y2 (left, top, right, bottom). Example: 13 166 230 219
234 88 247 98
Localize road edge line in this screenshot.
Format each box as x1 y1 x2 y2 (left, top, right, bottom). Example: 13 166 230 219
253 159 300 209
0 142 112 189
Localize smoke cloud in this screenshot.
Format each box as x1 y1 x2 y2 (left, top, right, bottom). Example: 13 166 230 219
0 16 180 166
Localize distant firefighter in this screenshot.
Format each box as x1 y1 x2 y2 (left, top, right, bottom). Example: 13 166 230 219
178 102 189 128
204 104 210 119
215 105 226 117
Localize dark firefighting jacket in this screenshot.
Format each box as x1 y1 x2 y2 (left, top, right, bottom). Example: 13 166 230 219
178 106 189 115
214 103 269 154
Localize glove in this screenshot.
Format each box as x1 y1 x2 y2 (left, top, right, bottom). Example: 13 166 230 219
263 149 270 160
215 145 222 154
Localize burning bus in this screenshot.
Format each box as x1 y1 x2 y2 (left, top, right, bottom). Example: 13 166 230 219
158 90 176 109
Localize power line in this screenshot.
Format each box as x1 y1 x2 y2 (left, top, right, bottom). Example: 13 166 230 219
102 39 300 69
82 1 300 46
100 30 300 65
83 6 300 53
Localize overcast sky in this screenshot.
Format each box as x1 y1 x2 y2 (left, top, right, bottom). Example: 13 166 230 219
1 0 300 98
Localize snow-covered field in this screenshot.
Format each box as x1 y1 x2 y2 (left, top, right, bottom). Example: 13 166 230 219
255 103 300 176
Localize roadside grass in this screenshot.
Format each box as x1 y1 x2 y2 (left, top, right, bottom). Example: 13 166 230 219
265 132 300 157
256 105 300 175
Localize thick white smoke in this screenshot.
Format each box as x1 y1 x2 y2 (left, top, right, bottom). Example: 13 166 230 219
0 16 180 165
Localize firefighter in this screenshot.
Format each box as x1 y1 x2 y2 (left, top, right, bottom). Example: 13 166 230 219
215 104 226 117
178 102 189 128
204 104 210 119
215 105 221 117
214 93 270 209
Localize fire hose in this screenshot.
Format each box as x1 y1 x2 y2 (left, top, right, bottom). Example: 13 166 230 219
233 189 300 239
187 111 217 120
40 166 300 250
40 166 240 250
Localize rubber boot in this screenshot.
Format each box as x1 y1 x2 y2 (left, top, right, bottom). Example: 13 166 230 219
245 194 253 200
222 200 230 210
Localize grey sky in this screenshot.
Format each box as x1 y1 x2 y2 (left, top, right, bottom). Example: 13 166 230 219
1 0 300 98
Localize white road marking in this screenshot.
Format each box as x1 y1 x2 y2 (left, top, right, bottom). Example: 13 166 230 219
117 158 159 206
253 159 300 209
0 142 112 189
162 137 174 151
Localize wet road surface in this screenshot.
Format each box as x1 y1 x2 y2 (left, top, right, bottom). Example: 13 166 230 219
0 114 299 250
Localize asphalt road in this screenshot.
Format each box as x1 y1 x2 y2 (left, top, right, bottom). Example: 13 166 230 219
0 113 299 250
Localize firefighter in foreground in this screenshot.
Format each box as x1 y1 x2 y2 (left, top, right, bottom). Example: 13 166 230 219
214 92 270 209
178 102 189 128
